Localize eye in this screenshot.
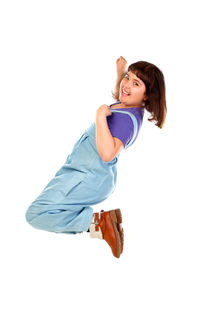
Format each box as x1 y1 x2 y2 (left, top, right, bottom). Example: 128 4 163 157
124 74 139 86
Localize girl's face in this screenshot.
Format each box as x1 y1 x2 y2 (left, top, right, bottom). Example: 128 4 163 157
119 71 147 107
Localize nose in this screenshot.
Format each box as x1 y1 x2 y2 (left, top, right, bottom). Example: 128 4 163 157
123 79 131 90
123 82 131 92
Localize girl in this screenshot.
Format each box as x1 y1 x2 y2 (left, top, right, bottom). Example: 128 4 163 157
25 56 167 258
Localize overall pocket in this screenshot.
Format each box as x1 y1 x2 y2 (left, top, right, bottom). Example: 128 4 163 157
64 175 84 197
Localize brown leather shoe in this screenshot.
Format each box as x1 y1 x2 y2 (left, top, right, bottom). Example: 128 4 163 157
114 209 124 254
89 209 121 258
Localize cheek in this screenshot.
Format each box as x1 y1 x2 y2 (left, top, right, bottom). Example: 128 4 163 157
135 88 143 96
130 90 142 99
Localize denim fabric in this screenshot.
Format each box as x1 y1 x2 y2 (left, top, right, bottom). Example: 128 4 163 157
25 106 137 234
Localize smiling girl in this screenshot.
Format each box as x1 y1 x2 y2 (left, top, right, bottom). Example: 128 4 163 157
25 56 167 259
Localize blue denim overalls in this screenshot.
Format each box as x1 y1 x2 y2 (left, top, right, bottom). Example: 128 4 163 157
25 101 139 234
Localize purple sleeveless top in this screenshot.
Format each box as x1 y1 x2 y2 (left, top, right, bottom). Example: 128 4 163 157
107 102 144 148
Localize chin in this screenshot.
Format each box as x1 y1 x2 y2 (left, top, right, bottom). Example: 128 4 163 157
119 95 128 103
119 97 129 105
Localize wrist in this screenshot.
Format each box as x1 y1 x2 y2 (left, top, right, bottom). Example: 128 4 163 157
116 72 125 82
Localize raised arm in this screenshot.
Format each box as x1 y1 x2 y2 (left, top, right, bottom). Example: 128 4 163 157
113 56 128 99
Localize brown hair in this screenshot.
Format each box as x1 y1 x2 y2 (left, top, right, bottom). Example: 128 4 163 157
112 61 167 128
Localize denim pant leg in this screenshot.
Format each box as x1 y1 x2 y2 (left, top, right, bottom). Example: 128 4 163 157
25 202 94 234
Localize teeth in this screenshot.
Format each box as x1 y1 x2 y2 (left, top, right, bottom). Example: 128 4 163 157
123 88 129 95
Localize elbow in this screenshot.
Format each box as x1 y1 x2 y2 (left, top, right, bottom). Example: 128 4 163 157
98 150 112 162
102 155 111 162
101 152 114 162
96 142 114 162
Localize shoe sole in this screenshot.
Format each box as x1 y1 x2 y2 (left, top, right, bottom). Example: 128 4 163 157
109 210 121 258
115 209 124 254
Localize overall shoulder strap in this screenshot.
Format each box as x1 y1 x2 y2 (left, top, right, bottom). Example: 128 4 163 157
110 109 138 149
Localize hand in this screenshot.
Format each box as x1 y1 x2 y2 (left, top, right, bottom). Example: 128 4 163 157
116 56 127 78
96 104 112 119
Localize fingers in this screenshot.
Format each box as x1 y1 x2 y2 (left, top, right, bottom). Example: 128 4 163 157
116 56 127 63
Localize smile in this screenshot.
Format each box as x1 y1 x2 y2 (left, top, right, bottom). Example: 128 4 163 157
121 88 130 96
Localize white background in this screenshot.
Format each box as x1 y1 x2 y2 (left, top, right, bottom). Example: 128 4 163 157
1 0 199 313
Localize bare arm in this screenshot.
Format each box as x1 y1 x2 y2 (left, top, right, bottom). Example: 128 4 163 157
113 56 128 98
96 106 115 161
113 73 126 99
96 105 124 162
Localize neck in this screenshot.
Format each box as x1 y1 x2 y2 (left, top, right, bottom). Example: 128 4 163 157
118 101 142 108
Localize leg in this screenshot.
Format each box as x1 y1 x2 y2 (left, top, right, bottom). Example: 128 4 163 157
25 203 94 234
26 205 93 233
25 167 116 235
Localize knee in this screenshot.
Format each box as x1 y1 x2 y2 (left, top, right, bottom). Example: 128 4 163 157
25 207 32 226
25 205 38 227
